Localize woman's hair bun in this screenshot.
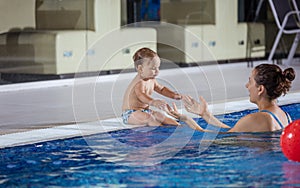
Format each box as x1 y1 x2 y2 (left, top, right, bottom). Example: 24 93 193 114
283 68 296 82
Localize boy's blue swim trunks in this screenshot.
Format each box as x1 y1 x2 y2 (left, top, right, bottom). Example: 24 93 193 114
121 109 151 124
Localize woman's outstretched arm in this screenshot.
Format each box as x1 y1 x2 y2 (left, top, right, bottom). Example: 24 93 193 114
183 96 230 129
165 103 206 132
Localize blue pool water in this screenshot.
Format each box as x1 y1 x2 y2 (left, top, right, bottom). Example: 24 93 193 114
1 103 300 187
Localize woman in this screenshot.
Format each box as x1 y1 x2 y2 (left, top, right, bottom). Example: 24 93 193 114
167 64 296 132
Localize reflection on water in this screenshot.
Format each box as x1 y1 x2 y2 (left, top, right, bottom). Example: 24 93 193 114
0 126 292 187
282 161 300 186
214 132 281 152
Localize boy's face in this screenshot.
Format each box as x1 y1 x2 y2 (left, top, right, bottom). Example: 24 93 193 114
140 55 160 79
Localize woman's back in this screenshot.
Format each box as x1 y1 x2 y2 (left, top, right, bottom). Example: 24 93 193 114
228 106 291 132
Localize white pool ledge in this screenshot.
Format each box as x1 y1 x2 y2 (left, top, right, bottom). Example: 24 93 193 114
0 92 299 149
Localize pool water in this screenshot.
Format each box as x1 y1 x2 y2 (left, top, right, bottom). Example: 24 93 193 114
1 103 300 187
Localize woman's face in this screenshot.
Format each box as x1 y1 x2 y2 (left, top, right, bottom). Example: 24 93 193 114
246 70 259 103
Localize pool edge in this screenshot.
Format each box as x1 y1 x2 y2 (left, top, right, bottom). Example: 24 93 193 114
0 91 299 149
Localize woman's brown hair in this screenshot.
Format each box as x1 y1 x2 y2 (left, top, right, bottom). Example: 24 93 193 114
254 64 295 100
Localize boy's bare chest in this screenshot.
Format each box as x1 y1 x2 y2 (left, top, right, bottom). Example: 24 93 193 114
143 82 155 93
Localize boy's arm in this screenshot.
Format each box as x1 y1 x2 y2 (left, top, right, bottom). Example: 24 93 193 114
154 80 182 100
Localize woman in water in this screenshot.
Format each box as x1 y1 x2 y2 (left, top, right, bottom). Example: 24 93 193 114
167 64 296 132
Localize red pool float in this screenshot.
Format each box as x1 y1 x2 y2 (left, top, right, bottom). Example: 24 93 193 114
281 119 300 162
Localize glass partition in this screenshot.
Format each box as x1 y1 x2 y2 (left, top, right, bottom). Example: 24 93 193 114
36 0 95 30
160 0 215 25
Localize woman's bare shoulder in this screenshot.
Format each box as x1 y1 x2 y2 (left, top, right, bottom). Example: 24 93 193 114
229 112 272 132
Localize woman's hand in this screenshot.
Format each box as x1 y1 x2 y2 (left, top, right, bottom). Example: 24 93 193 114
182 96 208 116
183 95 230 129
165 102 206 132
165 103 188 121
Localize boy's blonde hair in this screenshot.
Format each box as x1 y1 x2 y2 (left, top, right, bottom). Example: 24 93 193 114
133 47 157 69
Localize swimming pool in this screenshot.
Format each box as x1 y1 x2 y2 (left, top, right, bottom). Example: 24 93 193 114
1 103 300 187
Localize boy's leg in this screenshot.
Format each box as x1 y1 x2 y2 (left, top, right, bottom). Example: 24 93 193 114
127 111 162 126
152 111 180 126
